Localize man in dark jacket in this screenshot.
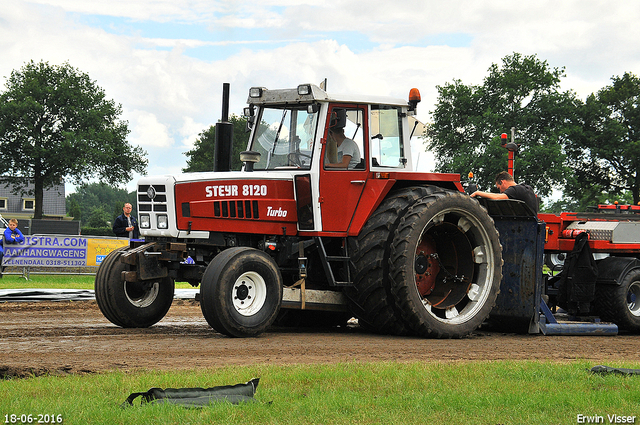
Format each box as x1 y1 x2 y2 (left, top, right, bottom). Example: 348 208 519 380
112 203 140 239
470 171 539 214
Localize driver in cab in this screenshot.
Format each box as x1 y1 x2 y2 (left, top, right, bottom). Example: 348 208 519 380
325 109 361 169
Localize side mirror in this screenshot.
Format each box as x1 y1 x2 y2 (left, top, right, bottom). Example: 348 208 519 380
243 106 255 132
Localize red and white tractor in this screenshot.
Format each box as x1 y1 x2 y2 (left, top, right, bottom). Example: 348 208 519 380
95 83 506 338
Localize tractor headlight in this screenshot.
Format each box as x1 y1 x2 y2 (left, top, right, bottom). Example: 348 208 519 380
249 87 264 98
140 214 150 229
157 214 168 229
297 84 312 95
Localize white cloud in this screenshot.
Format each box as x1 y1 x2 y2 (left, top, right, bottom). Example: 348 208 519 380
4 0 640 201
127 110 174 148
179 116 207 150
21 0 222 22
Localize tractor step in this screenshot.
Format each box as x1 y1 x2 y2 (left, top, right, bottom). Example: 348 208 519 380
313 237 353 287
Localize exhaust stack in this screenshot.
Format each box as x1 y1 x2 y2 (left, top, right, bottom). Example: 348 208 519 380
214 83 233 172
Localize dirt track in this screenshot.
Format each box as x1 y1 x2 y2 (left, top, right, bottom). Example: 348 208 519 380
1 300 640 378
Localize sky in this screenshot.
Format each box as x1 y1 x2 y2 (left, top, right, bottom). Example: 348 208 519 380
2 0 640 199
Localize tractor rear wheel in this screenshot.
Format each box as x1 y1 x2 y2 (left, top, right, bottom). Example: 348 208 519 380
95 247 175 328
200 247 283 337
595 269 640 332
389 189 502 338
344 186 434 335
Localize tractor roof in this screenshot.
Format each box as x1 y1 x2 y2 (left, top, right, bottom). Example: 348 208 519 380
247 84 409 108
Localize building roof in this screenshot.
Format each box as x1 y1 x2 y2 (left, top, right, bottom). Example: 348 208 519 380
0 178 66 220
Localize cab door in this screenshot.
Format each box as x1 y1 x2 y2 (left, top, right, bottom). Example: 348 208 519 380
318 104 368 233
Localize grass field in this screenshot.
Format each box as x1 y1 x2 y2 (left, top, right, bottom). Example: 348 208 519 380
1 361 639 425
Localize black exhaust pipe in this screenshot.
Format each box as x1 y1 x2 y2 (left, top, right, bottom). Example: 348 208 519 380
214 83 233 172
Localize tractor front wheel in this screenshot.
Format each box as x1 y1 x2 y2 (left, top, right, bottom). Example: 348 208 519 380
200 247 283 337
94 247 175 328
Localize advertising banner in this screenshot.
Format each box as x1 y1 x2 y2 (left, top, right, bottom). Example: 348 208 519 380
87 238 130 266
2 235 130 267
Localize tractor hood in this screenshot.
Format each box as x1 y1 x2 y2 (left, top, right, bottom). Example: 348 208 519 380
137 171 303 239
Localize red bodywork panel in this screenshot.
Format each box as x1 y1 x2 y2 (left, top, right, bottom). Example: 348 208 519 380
175 179 299 235
174 172 464 237
540 211 640 254
346 172 464 236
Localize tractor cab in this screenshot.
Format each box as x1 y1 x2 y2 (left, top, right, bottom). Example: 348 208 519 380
242 84 418 234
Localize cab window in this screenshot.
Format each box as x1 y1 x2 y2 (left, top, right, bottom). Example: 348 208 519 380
250 105 318 170
370 105 405 168
323 107 365 170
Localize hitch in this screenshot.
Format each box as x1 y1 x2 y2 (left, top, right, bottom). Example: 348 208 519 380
120 242 188 282
538 298 618 336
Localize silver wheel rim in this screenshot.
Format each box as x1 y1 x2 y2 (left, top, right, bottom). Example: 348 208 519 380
414 206 496 325
628 281 640 317
124 281 160 308
547 253 566 267
233 271 267 316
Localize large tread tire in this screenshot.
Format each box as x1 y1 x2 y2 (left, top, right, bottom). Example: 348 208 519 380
389 189 502 338
344 186 435 335
595 270 640 333
200 247 283 337
95 247 175 328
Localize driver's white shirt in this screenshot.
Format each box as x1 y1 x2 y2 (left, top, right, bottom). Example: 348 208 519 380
337 138 361 169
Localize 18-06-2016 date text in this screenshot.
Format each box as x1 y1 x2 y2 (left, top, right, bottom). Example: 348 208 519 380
4 414 63 424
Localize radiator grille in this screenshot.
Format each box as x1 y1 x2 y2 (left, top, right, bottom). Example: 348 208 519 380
138 184 167 213
213 200 260 219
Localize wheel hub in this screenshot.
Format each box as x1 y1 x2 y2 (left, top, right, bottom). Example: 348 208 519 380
232 272 267 317
416 222 474 311
415 255 429 274
236 284 250 300
415 237 439 297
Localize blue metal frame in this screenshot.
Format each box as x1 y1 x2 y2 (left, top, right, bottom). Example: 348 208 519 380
538 298 618 335
480 198 619 336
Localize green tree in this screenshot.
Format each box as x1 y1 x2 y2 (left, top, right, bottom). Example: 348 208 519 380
66 182 135 227
565 72 640 205
86 208 113 228
183 115 249 172
425 53 580 199
0 60 147 218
